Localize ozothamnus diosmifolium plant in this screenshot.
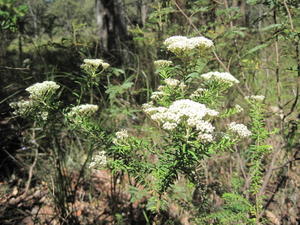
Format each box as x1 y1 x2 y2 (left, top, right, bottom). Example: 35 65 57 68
142 35 248 194
10 81 60 124
9 58 111 221
78 58 110 104
122 35 273 222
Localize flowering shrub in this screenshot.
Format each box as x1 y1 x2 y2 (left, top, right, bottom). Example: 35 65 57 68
9 37 273 224
109 35 272 224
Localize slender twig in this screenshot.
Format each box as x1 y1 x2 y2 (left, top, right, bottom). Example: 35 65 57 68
172 0 228 72
282 1 299 120
283 0 294 31
22 148 38 197
0 66 29 70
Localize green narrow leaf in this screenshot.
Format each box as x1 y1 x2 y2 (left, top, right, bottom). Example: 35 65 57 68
244 43 269 56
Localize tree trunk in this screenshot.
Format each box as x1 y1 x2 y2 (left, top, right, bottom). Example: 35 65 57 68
137 0 148 27
95 0 130 63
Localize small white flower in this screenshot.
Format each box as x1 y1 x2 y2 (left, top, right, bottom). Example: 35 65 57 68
195 120 215 133
163 36 188 46
190 88 205 98
40 111 48 121
164 78 180 87
89 151 107 169
154 60 172 68
198 133 214 143
179 82 187 89
188 37 214 49
162 122 177 130
234 104 244 113
68 104 98 117
157 85 165 91
200 71 239 85
245 95 265 102
115 129 129 139
26 81 60 99
150 91 165 100
142 102 154 110
164 36 213 54
206 109 219 117
10 100 35 116
228 122 252 138
83 59 110 69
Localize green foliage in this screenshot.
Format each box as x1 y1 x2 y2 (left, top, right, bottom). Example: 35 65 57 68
0 0 27 31
3 0 300 224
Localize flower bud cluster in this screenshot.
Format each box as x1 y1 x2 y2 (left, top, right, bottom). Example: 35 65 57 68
245 95 265 102
9 100 35 116
67 104 99 118
190 88 205 98
10 81 60 119
200 71 239 86
228 122 252 138
26 81 60 99
113 129 130 145
144 99 218 142
83 59 110 69
164 78 180 87
89 151 107 169
234 104 244 113
163 36 213 54
154 60 172 68
150 91 165 100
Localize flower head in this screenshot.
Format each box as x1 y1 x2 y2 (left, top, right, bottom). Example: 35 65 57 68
150 91 165 100
154 60 172 68
83 59 110 69
10 100 35 116
228 122 252 138
89 151 107 169
234 104 244 113
163 36 188 46
200 71 239 85
164 35 213 54
115 129 129 139
67 104 98 118
144 99 217 133
25 81 60 99
164 78 180 87
162 122 177 130
198 133 214 143
245 95 265 102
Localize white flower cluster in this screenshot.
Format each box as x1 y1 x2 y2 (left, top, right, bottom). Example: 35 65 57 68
113 129 129 145
198 133 214 143
115 129 129 139
190 88 205 98
144 99 218 142
67 104 99 117
234 104 244 113
9 100 35 116
10 81 60 118
228 122 252 138
245 95 265 102
89 151 107 169
164 78 180 87
200 71 240 85
83 59 110 69
154 60 172 68
150 91 165 100
163 36 213 54
26 81 60 99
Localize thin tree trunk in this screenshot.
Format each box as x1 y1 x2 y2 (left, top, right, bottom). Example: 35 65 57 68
95 0 130 63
